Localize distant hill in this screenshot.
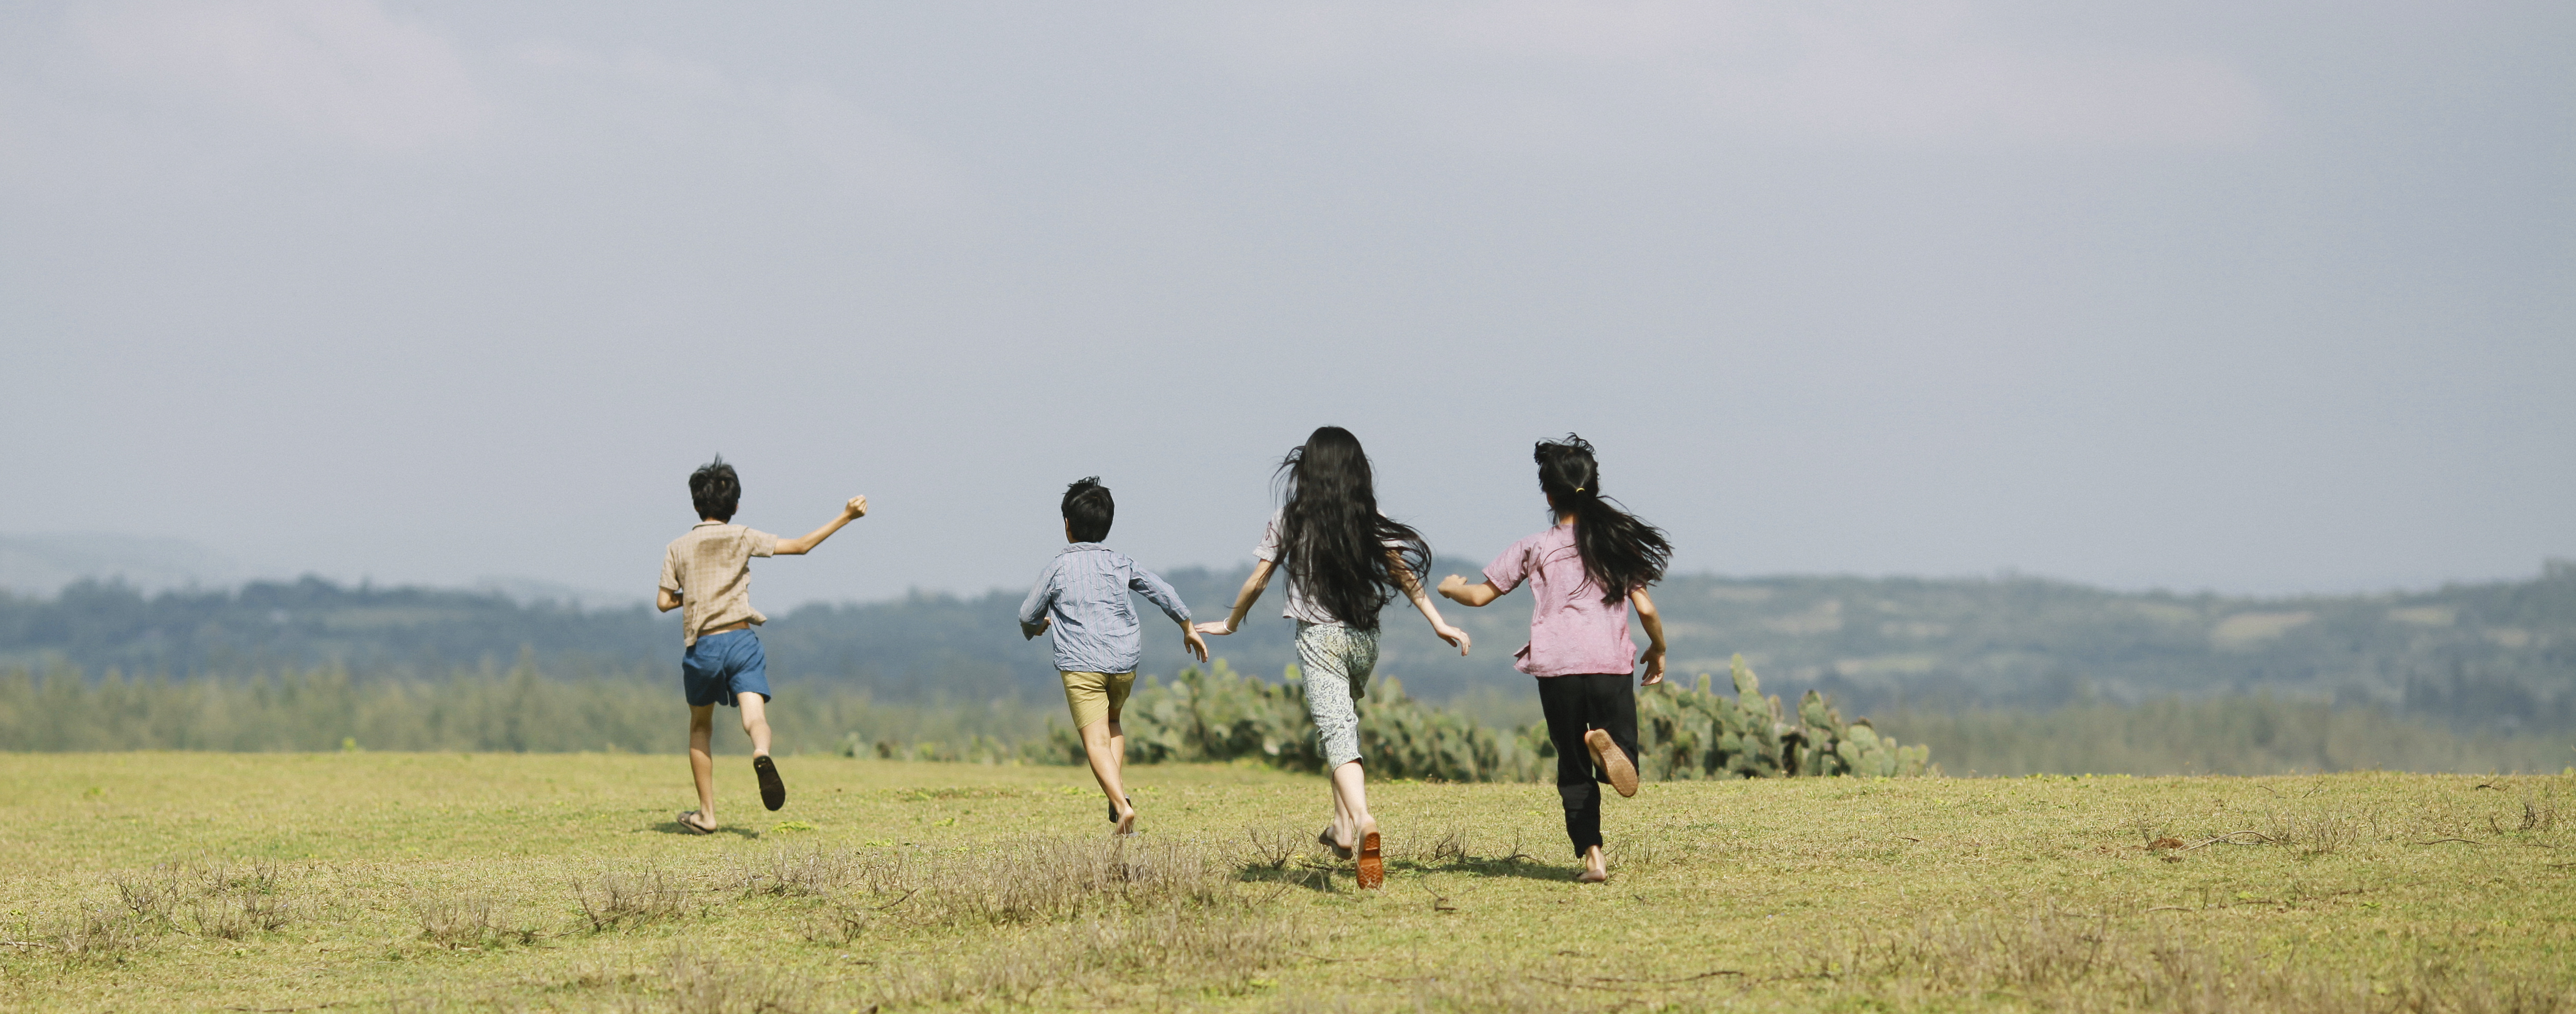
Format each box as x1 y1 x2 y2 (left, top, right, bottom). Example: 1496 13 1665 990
0 533 241 597
3 561 2568 733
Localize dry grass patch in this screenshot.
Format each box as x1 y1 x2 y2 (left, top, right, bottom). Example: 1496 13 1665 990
416 895 537 949
574 866 695 931
1827 901 2574 1013
868 902 1299 1008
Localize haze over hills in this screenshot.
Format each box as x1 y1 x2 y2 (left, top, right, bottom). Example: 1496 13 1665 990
5 559 2568 736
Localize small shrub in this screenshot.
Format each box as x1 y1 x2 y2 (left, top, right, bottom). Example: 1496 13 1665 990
112 869 184 927
417 895 533 949
55 906 140 962
656 947 813 1014
190 891 295 939
731 846 857 898
575 867 692 931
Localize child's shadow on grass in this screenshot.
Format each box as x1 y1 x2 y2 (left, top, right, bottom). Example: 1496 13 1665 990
1237 856 1574 893
653 819 760 839
1239 864 1343 894
1397 857 1578 883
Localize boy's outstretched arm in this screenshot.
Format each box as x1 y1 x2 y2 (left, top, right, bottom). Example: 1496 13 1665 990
1195 559 1275 636
1437 574 1502 607
1131 567 1208 662
1393 556 1471 656
775 495 869 555
1017 564 1058 641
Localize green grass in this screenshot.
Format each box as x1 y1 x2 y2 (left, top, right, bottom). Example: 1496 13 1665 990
3 753 2571 1012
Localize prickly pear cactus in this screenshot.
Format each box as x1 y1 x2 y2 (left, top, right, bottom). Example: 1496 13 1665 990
1630 654 1934 779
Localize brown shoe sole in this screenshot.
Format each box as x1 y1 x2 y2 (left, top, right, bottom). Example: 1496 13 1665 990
1356 828 1383 890
1587 730 1638 798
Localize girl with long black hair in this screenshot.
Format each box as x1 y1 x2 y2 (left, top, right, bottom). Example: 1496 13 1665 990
1439 434 1670 883
1198 425 1471 890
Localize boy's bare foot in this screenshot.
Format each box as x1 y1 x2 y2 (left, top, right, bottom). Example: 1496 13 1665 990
1585 729 1638 798
676 810 717 835
1577 845 1608 882
1318 825 1354 859
753 755 786 811
1355 821 1383 890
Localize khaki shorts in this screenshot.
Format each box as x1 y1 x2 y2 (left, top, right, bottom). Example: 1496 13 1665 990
1060 670 1136 731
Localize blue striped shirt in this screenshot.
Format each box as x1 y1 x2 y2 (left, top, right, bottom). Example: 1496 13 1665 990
1018 543 1193 674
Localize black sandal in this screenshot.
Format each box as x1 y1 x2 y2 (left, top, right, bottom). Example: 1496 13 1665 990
753 756 787 811
676 810 715 835
1318 825 1354 860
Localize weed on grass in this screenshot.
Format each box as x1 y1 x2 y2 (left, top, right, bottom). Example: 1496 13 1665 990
852 834 1239 927
416 895 536 949
52 906 141 962
647 946 815 1014
868 902 1298 1008
574 866 693 931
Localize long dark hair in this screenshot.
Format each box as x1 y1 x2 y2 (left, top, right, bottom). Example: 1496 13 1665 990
1275 426 1431 631
1535 434 1670 604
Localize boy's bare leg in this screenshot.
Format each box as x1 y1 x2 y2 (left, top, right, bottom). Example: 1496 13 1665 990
687 704 719 827
1081 717 1135 833
736 692 774 757
1108 715 1128 808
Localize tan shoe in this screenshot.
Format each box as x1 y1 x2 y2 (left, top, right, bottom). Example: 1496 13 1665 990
1585 729 1638 798
1355 822 1384 890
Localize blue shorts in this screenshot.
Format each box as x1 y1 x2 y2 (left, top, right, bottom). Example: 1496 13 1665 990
682 629 772 707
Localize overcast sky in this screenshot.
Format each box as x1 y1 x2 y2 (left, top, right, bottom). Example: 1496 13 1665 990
2 1 2568 607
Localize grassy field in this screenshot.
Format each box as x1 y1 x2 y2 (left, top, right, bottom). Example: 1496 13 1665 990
2 754 2570 1012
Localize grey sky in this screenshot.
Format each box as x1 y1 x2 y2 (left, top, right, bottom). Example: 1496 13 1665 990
3 1 2569 608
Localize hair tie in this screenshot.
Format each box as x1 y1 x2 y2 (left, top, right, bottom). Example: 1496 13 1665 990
1573 487 1585 493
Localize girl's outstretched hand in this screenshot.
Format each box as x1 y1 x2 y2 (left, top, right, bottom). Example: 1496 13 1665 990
1193 620 1235 636
1434 623 1471 656
1182 627 1211 663
1639 646 1667 686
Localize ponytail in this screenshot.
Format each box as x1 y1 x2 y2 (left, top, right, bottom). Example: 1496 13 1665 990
1534 435 1670 604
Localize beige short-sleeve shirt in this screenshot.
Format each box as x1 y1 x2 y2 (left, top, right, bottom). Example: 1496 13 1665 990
660 522 780 646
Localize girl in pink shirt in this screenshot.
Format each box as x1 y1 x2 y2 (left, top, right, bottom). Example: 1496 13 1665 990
1440 434 1670 883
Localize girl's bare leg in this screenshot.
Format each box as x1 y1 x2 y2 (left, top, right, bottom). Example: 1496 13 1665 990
1334 760 1383 887
1579 844 1607 883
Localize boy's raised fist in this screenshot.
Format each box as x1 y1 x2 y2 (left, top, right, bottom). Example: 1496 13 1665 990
845 495 869 518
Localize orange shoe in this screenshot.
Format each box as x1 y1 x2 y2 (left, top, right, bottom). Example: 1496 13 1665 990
1585 730 1637 798
1355 822 1384 890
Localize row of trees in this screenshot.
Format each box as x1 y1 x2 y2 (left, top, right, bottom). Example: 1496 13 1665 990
10 561 2570 728
5 660 2566 776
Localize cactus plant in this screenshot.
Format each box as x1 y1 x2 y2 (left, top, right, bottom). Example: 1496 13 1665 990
1051 654 1930 781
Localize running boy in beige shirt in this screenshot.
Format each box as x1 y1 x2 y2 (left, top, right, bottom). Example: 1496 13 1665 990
658 456 868 834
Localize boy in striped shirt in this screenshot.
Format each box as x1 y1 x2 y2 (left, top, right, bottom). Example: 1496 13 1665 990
1018 476 1207 834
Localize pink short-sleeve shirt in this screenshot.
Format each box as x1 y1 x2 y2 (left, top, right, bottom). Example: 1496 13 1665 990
1484 524 1637 677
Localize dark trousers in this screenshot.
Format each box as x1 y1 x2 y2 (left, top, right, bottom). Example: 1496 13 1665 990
1536 673 1640 857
